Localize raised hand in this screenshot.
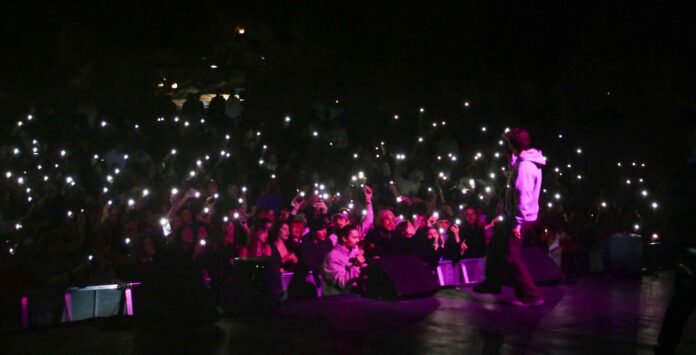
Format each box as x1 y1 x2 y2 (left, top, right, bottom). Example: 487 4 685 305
363 185 373 204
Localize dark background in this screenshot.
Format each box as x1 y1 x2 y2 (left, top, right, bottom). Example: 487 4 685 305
0 1 694 163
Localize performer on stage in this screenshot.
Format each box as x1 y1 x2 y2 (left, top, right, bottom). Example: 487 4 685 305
474 127 545 307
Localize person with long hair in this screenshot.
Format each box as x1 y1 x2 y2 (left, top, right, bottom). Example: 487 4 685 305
269 221 299 272
240 219 272 257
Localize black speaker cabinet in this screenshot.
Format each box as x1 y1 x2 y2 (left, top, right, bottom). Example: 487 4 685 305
367 255 440 299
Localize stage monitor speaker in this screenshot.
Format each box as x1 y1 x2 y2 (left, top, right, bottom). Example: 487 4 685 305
228 257 282 313
367 255 440 299
521 247 564 285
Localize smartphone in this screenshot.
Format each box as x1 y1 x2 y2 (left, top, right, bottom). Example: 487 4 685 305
162 221 172 236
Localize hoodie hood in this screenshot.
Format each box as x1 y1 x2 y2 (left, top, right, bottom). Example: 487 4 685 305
512 148 546 166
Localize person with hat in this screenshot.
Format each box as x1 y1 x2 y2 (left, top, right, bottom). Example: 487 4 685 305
288 217 334 298
329 186 374 245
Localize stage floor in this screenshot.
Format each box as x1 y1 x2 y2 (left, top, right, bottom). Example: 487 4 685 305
2 272 695 354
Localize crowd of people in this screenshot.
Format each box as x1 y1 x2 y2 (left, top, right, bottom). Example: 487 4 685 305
0 91 668 310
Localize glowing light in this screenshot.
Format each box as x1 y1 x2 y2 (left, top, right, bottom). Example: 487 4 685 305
171 149 177 155
142 189 149 197
66 176 74 184
258 159 264 165
200 239 207 246
233 212 240 219
43 176 49 182
641 190 648 197
128 199 135 207
67 210 73 218
114 168 120 175
558 133 564 139
5 172 11 178
464 101 470 107
651 202 659 209
626 179 631 185
577 175 583 180
418 137 423 143
106 175 114 183
203 207 210 214
88 255 93 261
547 202 553 208
194 192 201 198
353 153 358 159
13 148 19 155
171 187 179 195
189 170 196 177
601 202 607 208
184 121 190 127
125 237 131 245
160 218 168 226
554 193 561 200
490 173 496 179
101 121 107 127
419 108 425 113
17 177 24 185
171 83 178 89
652 233 659 240
285 116 291 123
210 64 218 69
237 27 245 34
15 223 22 230
481 126 487 132
576 148 582 154
394 115 399 120
313 131 318 137
17 121 23 127
633 224 640 231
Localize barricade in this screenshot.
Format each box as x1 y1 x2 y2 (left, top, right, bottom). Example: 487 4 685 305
436 258 486 286
4 258 487 330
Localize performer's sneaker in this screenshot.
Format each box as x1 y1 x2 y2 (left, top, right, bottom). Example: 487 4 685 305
511 298 545 308
473 283 502 294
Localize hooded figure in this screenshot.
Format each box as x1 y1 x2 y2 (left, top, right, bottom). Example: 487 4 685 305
506 148 546 229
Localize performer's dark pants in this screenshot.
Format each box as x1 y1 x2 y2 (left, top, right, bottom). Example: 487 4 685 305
483 218 542 302
656 266 696 354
